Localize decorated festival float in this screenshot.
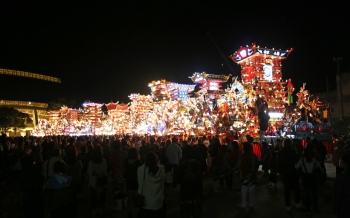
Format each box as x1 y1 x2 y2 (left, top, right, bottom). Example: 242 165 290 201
32 43 331 143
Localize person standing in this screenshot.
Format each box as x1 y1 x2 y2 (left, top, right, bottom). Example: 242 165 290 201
19 156 45 218
43 160 76 218
124 148 142 218
229 140 242 191
237 142 259 209
261 141 271 177
108 140 128 211
197 138 208 174
165 137 182 187
333 153 350 218
217 145 232 192
64 148 83 195
176 145 203 218
333 141 345 175
295 144 323 216
87 148 108 217
137 152 165 217
42 148 61 181
278 139 302 211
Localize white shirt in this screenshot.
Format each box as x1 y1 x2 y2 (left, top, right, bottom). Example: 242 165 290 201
42 156 61 180
87 159 108 189
165 143 182 165
137 164 164 210
295 157 321 174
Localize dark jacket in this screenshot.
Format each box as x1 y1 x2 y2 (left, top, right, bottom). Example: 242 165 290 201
177 159 202 200
334 172 350 218
278 147 299 179
125 159 142 190
43 173 76 216
240 152 258 186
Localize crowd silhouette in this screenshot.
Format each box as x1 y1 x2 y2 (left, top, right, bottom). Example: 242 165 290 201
0 133 350 218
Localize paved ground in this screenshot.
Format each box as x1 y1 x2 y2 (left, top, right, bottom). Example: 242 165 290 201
1 163 337 218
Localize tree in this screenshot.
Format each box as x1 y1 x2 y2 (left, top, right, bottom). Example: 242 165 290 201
0 107 29 133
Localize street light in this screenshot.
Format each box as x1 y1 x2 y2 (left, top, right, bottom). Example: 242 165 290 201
333 57 344 120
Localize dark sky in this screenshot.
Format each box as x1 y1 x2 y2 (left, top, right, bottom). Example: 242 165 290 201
1 1 349 105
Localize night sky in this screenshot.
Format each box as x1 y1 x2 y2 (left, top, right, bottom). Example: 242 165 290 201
0 1 349 105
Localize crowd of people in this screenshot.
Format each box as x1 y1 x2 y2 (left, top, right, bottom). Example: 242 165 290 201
0 132 349 218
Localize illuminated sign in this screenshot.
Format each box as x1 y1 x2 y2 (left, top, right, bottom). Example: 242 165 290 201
263 64 273 81
234 48 254 61
257 49 287 57
269 112 283 118
209 82 219 91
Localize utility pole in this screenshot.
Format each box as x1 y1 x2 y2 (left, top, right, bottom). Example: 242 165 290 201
333 57 344 120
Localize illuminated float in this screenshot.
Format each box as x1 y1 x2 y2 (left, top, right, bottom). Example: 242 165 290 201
31 43 329 140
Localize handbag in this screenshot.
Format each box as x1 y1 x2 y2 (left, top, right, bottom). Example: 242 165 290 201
134 167 146 207
92 162 108 187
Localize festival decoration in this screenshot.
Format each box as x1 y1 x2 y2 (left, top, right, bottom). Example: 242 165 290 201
31 43 329 140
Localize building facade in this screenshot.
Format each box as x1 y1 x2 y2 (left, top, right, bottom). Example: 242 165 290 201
0 100 48 136
313 72 350 122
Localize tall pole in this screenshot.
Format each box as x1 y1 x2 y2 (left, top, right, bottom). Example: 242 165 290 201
333 57 343 120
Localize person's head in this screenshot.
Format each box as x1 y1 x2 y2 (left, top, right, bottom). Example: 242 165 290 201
198 138 203 144
232 140 239 149
165 139 171 147
128 148 138 160
213 137 221 145
150 136 156 144
66 148 77 163
283 138 293 148
69 137 76 145
306 141 315 149
243 142 252 153
182 145 195 160
172 137 178 144
51 147 61 158
111 140 121 151
247 136 254 144
53 160 66 174
92 147 103 163
144 151 159 175
81 145 87 153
